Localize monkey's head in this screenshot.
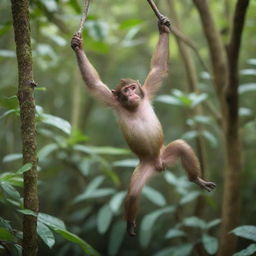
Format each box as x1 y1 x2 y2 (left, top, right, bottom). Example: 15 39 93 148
112 78 144 110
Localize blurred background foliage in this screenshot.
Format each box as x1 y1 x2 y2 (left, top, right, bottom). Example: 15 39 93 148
0 0 256 255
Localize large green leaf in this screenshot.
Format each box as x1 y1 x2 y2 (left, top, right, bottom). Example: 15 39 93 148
38 213 66 230
97 204 113 234
142 186 166 207
140 206 175 247
37 222 55 248
0 182 21 201
40 113 71 135
206 219 221 229
239 83 256 94
53 228 100 256
231 225 256 242
202 234 218 254
108 220 126 256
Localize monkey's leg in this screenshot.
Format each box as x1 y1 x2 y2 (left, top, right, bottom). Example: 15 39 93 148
125 164 155 236
161 139 216 192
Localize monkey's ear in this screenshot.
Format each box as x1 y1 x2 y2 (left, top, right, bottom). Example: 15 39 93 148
111 89 118 96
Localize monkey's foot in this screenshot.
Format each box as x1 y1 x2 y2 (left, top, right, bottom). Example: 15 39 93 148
193 177 216 192
127 221 136 237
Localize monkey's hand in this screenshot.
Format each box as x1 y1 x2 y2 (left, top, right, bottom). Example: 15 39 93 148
71 32 83 51
158 15 171 34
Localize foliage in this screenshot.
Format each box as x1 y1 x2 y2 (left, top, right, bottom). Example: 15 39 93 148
0 0 256 255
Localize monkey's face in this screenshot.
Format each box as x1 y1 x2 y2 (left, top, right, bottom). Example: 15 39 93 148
112 82 144 110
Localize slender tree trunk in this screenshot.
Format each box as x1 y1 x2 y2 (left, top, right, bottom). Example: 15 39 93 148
192 0 249 255
219 1 250 255
10 1 39 255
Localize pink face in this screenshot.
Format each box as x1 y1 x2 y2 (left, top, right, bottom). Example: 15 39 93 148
121 83 141 102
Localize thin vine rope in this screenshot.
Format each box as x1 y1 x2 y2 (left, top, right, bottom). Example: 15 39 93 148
78 0 91 34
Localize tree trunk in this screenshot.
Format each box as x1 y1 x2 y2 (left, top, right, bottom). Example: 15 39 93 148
192 0 250 255
10 1 39 255
219 1 250 255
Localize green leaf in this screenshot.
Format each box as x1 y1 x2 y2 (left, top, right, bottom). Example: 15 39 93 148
0 182 21 201
155 95 182 105
40 113 71 135
0 95 19 109
112 159 139 168
165 229 186 239
0 109 18 119
233 243 256 256
248 59 256 65
190 93 208 107
108 220 126 256
53 228 100 256
240 69 256 76
0 49 16 57
239 83 256 94
180 191 200 205
75 188 115 202
183 217 206 229
0 227 15 241
202 234 218 254
231 225 256 242
154 244 193 256
38 213 66 230
38 143 58 160
182 131 198 141
74 145 129 155
142 186 166 207
206 219 221 229
97 204 113 234
201 130 218 147
17 209 37 217
140 206 175 248
119 19 143 29
16 163 32 174
37 222 55 248
3 153 22 163
109 191 126 213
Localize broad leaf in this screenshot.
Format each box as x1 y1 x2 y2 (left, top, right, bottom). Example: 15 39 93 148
231 225 256 242
180 191 200 205
202 234 218 254
37 222 55 248
109 191 126 213
38 213 66 230
53 228 100 256
16 163 32 174
165 229 186 239
183 216 206 229
154 244 193 256
142 186 166 207
0 227 15 241
97 204 113 234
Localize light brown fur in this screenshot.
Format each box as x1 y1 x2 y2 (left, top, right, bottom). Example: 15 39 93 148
71 17 216 237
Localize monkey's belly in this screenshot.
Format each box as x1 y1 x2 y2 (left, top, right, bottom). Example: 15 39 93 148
120 117 163 158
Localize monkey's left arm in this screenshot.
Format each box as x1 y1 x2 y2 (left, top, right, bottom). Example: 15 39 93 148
143 18 170 99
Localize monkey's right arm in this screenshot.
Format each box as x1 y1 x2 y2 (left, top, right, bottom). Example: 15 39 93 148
71 33 117 107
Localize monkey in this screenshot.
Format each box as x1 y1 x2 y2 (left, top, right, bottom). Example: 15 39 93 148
71 16 216 237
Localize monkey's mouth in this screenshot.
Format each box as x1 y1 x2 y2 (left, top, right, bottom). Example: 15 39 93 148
128 94 140 101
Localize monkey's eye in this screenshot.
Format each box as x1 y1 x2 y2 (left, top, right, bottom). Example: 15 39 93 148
131 85 136 90
123 88 128 93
